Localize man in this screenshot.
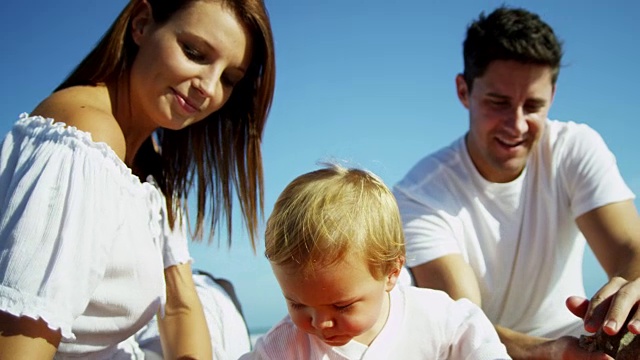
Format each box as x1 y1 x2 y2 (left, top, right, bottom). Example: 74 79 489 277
393 6 640 359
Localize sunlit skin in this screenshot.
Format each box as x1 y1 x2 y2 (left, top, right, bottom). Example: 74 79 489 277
272 254 402 347
456 60 556 183
127 0 253 135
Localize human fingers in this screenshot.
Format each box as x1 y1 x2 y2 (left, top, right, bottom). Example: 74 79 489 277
565 296 590 320
584 278 624 333
602 277 640 335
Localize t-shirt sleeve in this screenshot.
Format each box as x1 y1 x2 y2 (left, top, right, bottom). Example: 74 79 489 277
558 122 634 218
393 183 462 268
0 118 126 340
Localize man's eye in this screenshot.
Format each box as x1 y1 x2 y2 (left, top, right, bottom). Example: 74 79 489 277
524 104 543 113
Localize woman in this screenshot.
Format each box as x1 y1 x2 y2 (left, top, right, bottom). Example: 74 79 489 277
0 0 275 358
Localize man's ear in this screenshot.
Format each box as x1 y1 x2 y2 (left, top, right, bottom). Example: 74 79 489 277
384 256 405 292
456 74 471 109
131 0 153 46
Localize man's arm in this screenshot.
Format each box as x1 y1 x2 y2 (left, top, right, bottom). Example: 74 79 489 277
411 255 545 357
576 199 640 335
410 254 482 305
412 254 612 359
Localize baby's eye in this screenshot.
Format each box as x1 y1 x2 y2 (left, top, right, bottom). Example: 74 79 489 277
334 303 353 313
288 302 304 310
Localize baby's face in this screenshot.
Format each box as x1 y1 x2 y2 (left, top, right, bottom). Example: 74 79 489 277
272 254 399 346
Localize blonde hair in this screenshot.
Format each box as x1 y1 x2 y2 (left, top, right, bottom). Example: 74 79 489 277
265 163 405 279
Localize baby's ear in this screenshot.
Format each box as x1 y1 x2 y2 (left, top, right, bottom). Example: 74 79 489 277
384 257 405 292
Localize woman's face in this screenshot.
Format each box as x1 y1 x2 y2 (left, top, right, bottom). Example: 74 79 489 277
130 0 253 130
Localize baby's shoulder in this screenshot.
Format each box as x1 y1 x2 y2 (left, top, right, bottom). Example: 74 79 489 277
32 86 126 161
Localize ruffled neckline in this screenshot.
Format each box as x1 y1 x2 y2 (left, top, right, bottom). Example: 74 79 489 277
14 113 156 193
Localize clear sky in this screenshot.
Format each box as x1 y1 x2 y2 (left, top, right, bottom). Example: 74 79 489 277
1 1 639 332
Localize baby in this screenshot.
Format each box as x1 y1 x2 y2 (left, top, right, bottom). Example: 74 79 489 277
240 164 511 359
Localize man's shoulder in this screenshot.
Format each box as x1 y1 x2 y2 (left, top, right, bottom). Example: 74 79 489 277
395 136 467 190
545 119 600 143
541 119 607 163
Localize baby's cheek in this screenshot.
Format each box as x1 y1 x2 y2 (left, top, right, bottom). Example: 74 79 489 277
290 311 314 333
342 314 377 335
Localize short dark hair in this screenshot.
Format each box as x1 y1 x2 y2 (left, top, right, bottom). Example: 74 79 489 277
462 6 563 89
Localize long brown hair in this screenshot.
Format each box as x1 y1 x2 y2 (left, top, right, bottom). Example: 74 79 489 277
57 0 276 249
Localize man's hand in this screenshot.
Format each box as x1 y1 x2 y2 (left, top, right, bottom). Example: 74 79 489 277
532 336 613 360
576 200 640 336
567 277 640 336
496 325 612 360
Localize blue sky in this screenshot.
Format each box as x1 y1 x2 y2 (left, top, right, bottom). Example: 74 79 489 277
1 1 639 332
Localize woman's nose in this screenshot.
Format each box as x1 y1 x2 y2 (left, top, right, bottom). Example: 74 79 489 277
194 74 220 99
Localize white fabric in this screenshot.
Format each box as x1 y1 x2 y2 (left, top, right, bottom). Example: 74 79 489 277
394 119 634 338
193 274 251 359
136 272 251 360
0 114 191 358
241 285 510 360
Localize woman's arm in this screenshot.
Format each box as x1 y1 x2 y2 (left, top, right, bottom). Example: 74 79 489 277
0 311 60 359
158 262 212 359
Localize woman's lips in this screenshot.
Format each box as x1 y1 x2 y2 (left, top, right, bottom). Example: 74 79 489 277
172 89 199 114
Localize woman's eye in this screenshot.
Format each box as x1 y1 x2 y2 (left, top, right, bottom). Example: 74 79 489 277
221 74 237 88
182 43 206 62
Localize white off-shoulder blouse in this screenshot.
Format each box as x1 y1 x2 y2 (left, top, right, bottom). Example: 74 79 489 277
0 114 191 358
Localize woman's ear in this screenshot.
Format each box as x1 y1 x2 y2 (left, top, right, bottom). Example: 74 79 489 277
384 256 405 292
131 0 153 46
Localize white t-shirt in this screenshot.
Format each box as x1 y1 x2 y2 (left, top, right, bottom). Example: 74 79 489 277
394 120 634 338
241 285 510 360
0 115 191 358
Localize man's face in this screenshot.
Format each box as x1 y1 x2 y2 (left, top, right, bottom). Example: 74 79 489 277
456 60 556 183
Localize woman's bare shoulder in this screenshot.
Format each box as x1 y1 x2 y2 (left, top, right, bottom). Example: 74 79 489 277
32 86 126 161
